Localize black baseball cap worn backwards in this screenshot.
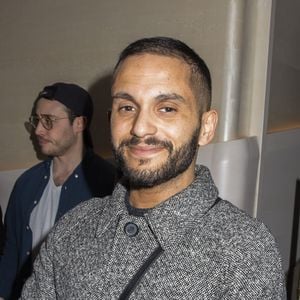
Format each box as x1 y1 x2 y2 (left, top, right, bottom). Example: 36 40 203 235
37 82 93 122
37 82 94 148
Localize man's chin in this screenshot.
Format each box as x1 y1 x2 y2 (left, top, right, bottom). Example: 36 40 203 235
40 147 55 157
124 161 162 173
124 152 169 167
121 164 170 188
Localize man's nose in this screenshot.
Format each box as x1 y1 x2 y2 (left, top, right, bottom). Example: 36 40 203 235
130 110 157 138
34 120 46 135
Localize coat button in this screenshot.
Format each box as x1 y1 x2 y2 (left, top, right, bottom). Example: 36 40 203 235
124 222 139 237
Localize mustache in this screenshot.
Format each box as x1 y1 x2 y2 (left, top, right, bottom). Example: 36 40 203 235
37 136 51 143
119 136 173 153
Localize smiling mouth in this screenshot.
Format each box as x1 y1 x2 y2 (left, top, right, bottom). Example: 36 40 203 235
128 144 166 158
118 136 173 160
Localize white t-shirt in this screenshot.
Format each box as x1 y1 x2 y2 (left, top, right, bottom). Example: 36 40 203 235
29 161 61 253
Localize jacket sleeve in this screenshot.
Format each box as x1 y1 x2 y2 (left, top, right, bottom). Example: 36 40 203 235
21 233 56 299
0 182 22 299
222 226 287 300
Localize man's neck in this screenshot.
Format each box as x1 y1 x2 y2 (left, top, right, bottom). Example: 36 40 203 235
129 165 195 209
52 145 86 186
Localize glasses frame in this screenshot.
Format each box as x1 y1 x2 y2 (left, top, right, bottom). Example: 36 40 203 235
29 114 74 130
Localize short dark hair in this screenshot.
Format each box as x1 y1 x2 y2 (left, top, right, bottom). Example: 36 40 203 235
113 37 212 112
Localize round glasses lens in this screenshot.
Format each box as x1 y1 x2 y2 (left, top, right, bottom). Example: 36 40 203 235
41 116 53 130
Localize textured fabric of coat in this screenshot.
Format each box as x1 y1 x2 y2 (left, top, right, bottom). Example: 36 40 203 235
21 165 286 299
0 149 116 300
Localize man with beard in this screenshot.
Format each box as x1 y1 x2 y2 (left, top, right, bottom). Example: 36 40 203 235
0 82 116 300
21 38 286 299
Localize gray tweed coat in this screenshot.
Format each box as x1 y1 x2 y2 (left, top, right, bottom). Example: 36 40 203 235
21 165 286 299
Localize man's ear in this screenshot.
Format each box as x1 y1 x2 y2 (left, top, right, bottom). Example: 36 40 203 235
74 116 87 133
198 110 218 146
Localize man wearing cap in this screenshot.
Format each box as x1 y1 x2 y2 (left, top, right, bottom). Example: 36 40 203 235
0 82 117 300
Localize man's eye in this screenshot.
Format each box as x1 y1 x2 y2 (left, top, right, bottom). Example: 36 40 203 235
44 116 53 125
119 106 135 112
159 107 177 113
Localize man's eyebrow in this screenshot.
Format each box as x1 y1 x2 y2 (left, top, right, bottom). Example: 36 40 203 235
40 113 54 117
155 93 185 102
112 92 134 101
112 92 186 103
34 113 52 118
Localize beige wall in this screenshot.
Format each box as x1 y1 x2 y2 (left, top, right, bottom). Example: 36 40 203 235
0 0 231 171
267 0 300 132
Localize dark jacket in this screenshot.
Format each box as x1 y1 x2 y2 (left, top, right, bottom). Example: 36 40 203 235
0 207 4 255
0 150 116 300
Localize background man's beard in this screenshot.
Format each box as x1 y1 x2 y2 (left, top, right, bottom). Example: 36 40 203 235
113 128 200 189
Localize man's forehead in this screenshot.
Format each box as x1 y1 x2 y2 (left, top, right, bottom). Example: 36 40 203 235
118 53 186 68
113 53 191 85
35 98 67 113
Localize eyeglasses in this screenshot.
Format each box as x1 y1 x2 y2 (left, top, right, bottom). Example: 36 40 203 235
29 114 71 130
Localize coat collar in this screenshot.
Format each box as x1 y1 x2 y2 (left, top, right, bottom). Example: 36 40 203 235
98 165 219 249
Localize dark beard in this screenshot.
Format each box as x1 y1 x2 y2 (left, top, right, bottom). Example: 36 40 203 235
113 127 200 189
